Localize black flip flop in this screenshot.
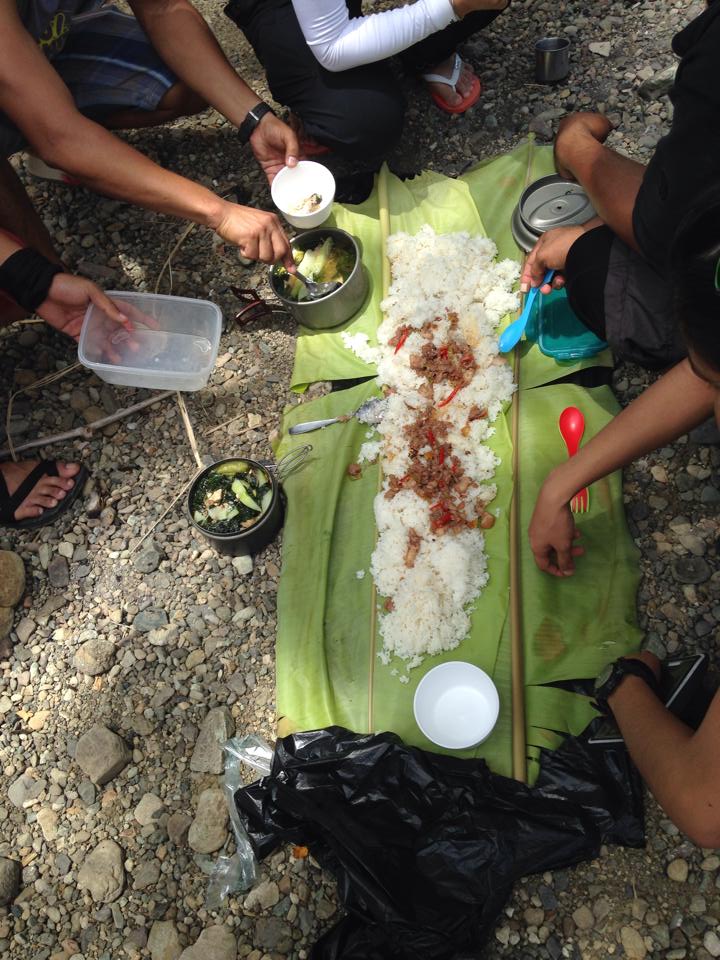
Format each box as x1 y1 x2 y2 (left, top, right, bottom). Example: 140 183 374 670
0 461 89 530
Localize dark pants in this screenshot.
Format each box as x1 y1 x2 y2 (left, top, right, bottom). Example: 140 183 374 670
224 0 503 159
565 225 686 370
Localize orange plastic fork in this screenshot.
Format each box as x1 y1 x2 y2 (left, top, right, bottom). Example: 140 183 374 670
558 406 589 514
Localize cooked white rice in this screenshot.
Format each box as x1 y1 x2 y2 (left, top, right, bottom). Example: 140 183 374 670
347 226 519 666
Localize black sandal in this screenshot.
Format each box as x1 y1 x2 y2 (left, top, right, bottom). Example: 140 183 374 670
0 460 89 530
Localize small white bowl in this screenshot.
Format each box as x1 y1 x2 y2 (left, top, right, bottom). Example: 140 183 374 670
413 661 500 750
271 161 335 229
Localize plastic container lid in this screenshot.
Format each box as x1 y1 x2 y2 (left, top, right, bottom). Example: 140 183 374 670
536 288 607 361
78 291 222 391
511 175 596 252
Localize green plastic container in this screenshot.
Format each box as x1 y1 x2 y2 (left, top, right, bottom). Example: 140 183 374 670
536 288 607 361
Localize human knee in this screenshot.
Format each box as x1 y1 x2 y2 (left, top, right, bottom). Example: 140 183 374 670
157 83 207 121
322 90 405 160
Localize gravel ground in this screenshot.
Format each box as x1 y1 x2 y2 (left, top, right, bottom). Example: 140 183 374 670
1 1 719 958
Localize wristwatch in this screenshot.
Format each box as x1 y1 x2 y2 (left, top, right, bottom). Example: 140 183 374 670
238 102 275 144
593 657 661 716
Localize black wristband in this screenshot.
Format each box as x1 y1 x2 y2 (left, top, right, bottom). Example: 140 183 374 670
237 102 275 144
0 248 63 313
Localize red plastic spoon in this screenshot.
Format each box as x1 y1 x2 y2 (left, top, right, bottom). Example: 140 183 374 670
558 406 589 512
558 406 585 458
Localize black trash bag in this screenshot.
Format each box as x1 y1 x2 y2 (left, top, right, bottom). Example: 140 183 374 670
235 726 643 960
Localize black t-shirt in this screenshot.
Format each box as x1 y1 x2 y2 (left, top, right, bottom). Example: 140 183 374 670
633 0 720 270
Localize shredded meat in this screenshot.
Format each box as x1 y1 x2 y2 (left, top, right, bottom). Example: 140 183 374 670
468 405 488 422
409 338 477 387
384 597 395 612
404 528 421 568
347 463 362 478
479 512 496 529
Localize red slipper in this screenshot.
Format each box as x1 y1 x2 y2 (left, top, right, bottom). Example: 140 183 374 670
423 53 482 115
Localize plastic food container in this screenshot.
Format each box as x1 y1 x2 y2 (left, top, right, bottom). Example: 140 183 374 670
537 288 607 361
78 291 222 391
413 661 500 750
271 161 335 229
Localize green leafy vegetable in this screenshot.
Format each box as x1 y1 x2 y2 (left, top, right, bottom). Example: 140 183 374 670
277 237 355 302
192 460 273 535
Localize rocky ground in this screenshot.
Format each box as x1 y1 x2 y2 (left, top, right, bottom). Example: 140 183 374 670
1 0 718 958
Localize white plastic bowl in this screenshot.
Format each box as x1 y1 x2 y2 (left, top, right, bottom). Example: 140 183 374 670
271 161 335 229
413 661 500 750
78 291 222 391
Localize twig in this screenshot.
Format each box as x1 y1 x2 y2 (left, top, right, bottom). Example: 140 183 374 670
5 362 82 461
205 413 252 437
175 392 204 469
0 390 175 460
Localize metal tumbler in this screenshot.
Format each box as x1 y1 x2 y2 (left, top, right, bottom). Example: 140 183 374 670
535 37 570 84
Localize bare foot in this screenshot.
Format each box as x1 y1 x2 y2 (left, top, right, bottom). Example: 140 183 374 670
425 56 477 107
1 460 80 521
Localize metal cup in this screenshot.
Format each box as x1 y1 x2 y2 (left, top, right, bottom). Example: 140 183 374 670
535 37 570 84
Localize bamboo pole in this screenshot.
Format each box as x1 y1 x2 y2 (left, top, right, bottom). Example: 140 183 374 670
510 135 537 783
367 164 391 734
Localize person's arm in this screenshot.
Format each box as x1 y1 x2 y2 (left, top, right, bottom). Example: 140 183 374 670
0 0 291 264
0 229 128 339
291 0 506 72
609 654 720 848
519 218 604 293
128 0 298 181
553 113 647 252
528 360 716 576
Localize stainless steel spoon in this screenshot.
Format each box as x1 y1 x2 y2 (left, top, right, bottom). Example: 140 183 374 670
293 268 340 300
289 397 386 435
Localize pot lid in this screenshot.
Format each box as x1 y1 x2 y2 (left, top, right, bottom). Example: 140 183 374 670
518 175 596 233
511 204 540 253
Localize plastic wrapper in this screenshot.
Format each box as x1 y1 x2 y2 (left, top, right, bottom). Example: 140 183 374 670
235 725 644 960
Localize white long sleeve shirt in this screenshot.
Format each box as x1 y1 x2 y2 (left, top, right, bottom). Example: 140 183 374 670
292 0 458 72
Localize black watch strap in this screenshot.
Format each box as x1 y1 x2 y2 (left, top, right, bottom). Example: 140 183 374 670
593 658 661 716
238 102 275 144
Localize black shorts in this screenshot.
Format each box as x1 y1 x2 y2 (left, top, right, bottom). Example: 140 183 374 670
564 226 686 370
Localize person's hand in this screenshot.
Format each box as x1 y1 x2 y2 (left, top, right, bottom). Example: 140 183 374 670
37 273 129 341
452 0 509 16
520 226 584 294
213 200 293 268
250 113 299 186
528 480 585 577
554 112 613 181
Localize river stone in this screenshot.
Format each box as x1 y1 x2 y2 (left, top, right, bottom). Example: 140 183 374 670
148 920 183 960
135 793 166 826
74 638 116 676
178 925 237 960
0 607 13 642
0 858 20 905
47 555 69 588
8 773 46 808
254 918 292 953
36 807 59 842
667 858 689 883
0 551 24 606
572 905 594 931
189 707 235 774
75 724 130 784
187 789 228 854
244 880 280 912
638 63 677 100
621 926 647 959
133 609 168 633
133 860 161 891
671 557 711 585
77 840 125 903
133 541 164 574
167 812 192 847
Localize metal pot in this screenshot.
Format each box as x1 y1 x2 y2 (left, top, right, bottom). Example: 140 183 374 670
270 227 368 330
187 445 311 557
511 174 597 252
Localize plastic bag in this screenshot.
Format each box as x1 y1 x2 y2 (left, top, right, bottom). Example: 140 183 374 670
235 725 643 960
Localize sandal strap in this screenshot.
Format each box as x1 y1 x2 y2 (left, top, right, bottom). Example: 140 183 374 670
421 53 462 88
0 460 57 522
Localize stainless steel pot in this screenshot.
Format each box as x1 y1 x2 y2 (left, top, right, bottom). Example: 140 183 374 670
187 445 311 557
270 227 368 330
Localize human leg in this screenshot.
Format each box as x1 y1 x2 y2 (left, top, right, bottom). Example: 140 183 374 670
0 461 86 526
225 0 404 159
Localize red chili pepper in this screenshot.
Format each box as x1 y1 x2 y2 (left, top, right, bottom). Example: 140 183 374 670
393 326 410 354
430 500 445 511
438 346 449 359
426 428 436 446
451 460 458 473
438 384 463 407
438 446 446 465
461 353 474 366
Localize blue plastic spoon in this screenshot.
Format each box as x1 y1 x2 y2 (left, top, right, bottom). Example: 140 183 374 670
498 269 555 354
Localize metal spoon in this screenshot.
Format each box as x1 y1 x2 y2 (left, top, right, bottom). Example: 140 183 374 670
289 397 386 435
293 268 340 300
498 269 555 354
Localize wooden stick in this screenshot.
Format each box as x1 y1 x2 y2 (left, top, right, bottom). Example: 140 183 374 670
0 390 175 460
509 134 537 783
175 392 204 470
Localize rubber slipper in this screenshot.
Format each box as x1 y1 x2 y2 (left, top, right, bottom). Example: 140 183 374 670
0 461 89 530
422 53 482 115
24 154 81 186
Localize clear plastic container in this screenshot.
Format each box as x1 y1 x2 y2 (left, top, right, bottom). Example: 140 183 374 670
78 291 222 391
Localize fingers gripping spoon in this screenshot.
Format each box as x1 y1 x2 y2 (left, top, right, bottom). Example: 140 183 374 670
498 269 555 354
